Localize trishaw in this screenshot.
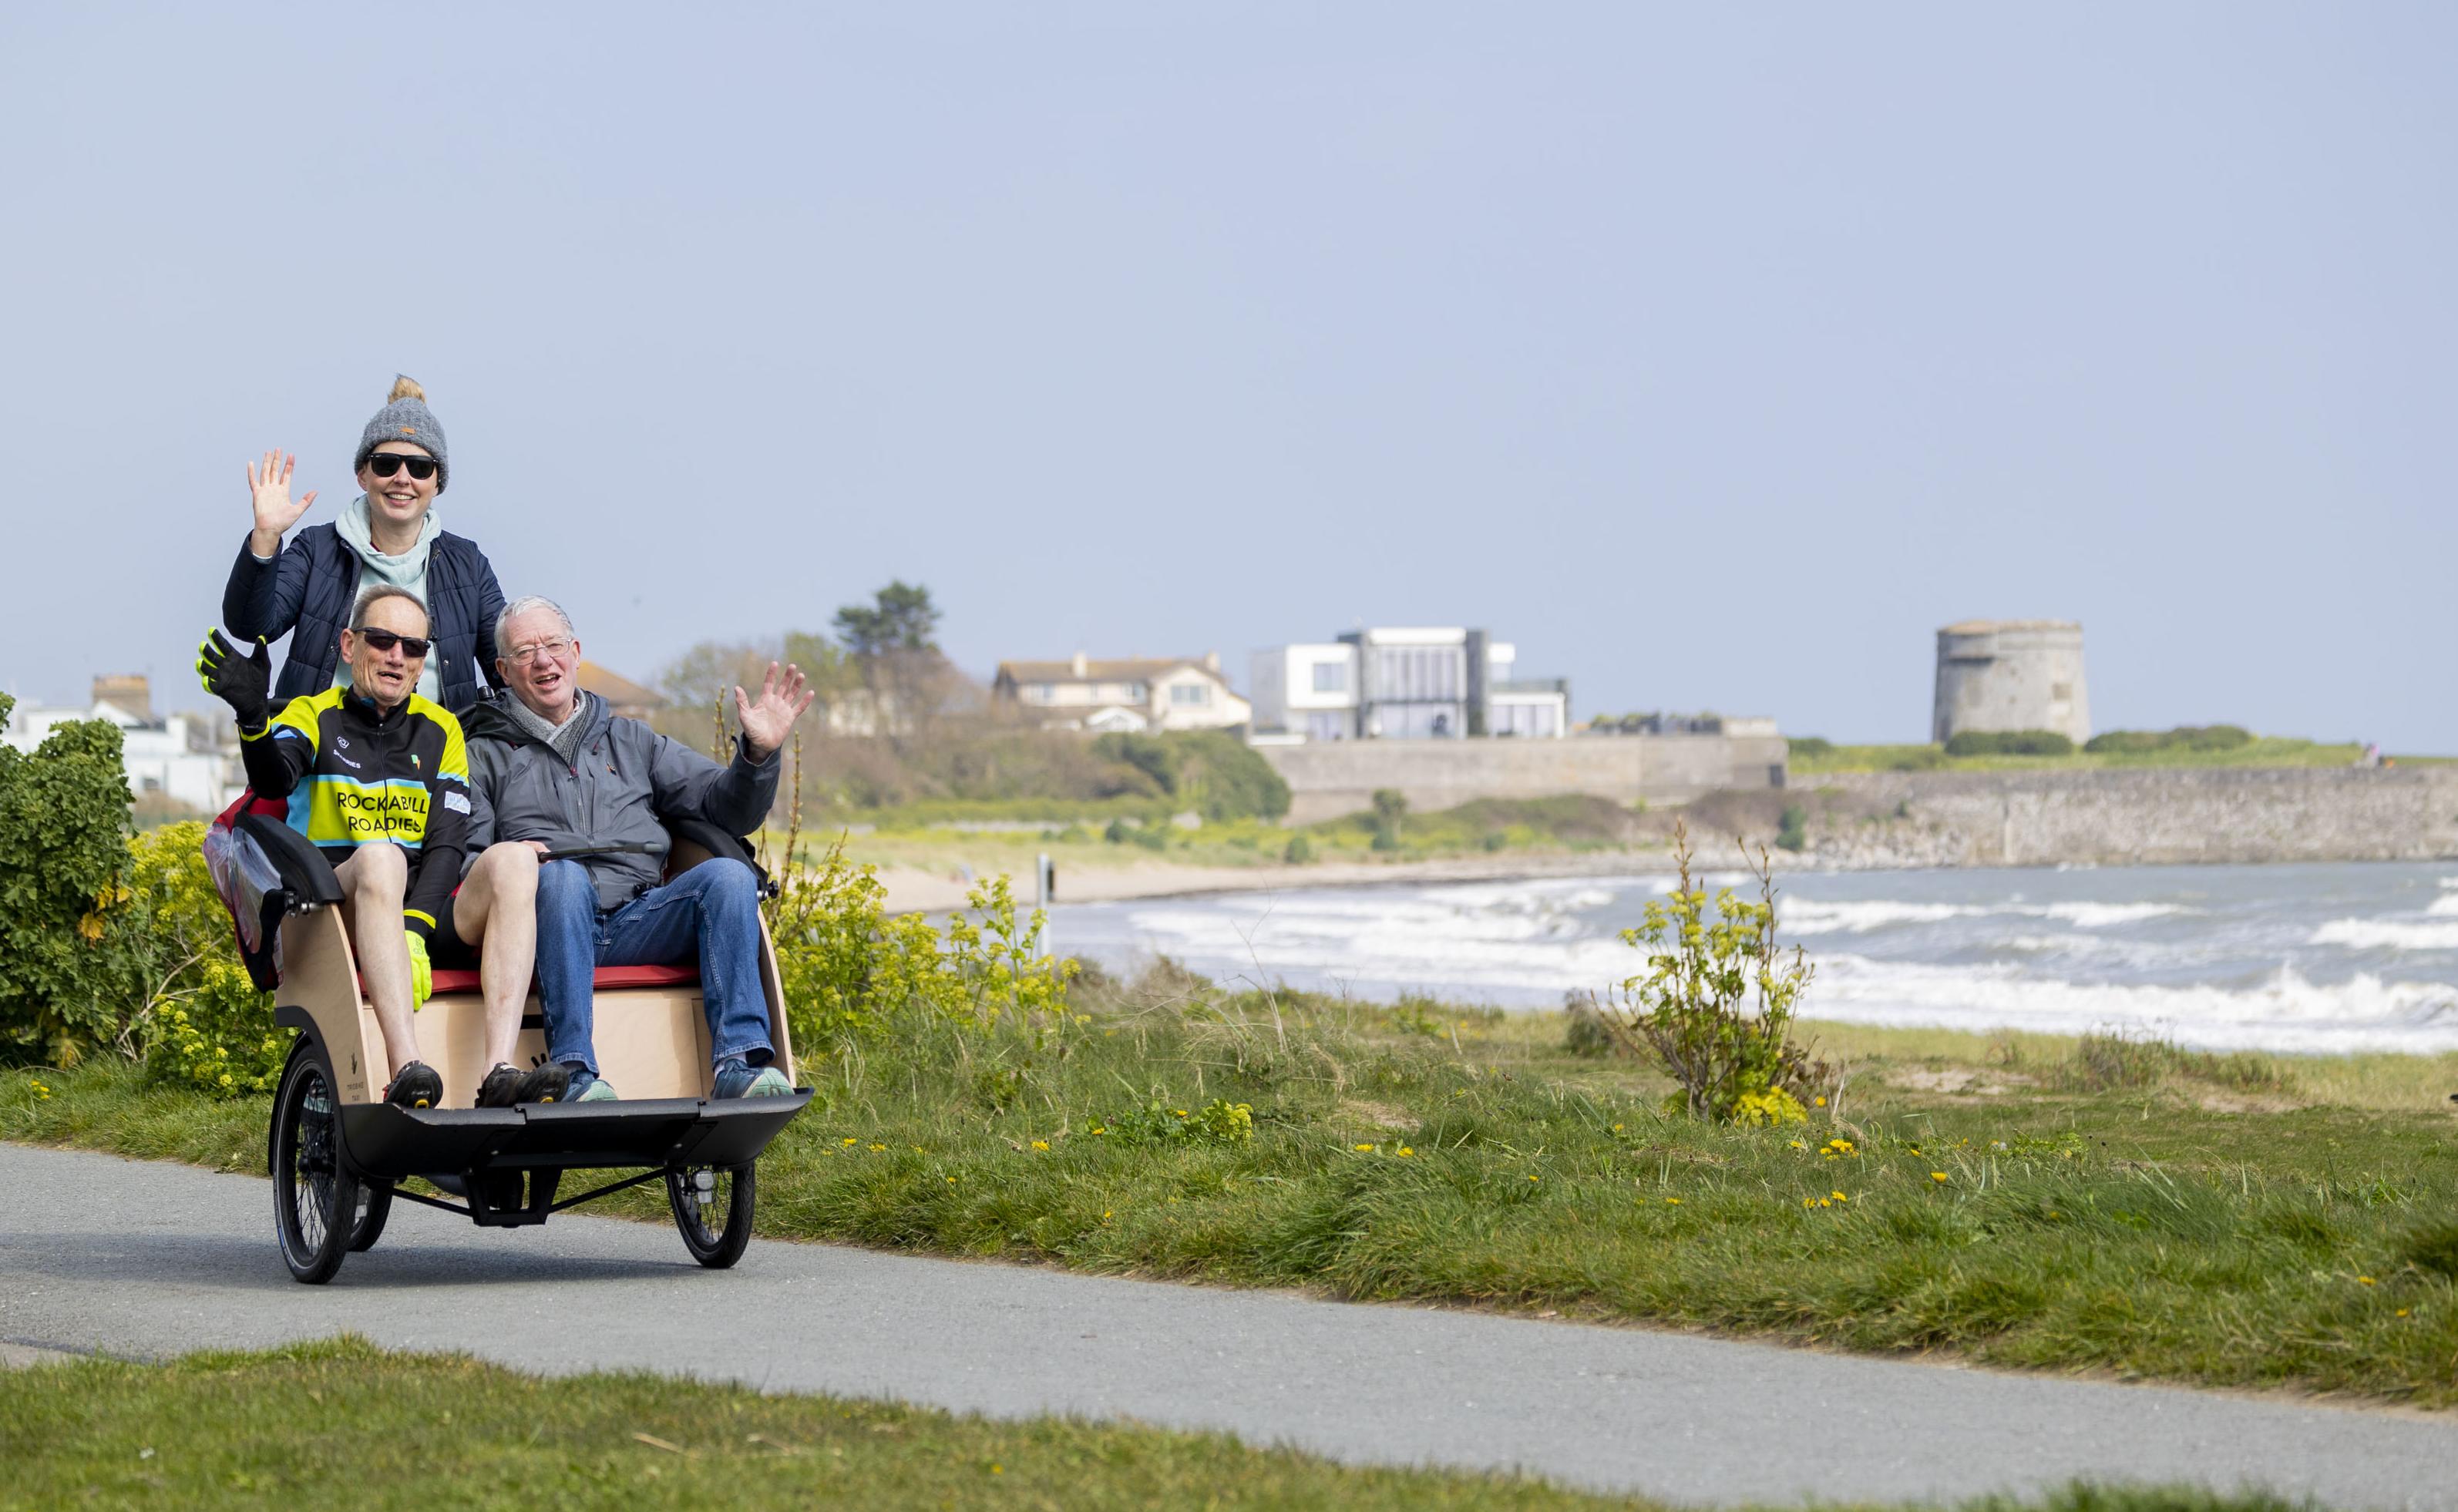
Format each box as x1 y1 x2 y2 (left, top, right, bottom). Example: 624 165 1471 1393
214 811 811 1284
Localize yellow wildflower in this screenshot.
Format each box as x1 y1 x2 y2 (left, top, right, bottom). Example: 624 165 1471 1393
1831 1191 1848 1203
1031 1140 1050 1152
869 1144 886 1152
842 1137 857 1147
1930 1171 1949 1183
2396 1309 2411 1318
2358 1275 2376 1286
1664 1197 1681 1205
1814 1096 1827 1107
1354 1144 1376 1152
1396 1146 1414 1157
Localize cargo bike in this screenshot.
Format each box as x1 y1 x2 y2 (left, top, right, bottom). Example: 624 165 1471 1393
210 808 811 1284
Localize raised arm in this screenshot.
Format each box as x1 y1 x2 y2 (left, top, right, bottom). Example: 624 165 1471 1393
222 451 319 642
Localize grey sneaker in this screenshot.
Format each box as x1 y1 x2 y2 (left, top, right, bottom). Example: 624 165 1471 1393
564 1065 619 1103
711 1057 791 1099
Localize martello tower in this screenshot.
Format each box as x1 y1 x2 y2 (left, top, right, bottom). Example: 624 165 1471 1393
1932 620 2090 745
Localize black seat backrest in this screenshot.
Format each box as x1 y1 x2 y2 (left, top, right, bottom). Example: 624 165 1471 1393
237 811 345 907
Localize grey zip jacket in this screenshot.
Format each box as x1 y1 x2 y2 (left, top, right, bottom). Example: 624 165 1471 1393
459 690 780 910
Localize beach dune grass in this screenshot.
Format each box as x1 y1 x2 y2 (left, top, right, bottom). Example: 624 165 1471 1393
5 975 2455 1405
0 1338 2334 1512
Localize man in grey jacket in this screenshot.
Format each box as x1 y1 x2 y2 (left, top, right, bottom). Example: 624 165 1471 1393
455 595 815 1100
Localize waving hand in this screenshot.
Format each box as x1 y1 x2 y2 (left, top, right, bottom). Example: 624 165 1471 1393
247 449 318 555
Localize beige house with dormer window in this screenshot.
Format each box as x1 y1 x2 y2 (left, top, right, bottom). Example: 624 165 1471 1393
992 652 1251 734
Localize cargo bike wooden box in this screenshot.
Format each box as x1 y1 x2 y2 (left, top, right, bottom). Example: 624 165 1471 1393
214 810 810 1284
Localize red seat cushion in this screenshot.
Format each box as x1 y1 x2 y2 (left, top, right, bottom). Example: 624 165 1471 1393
391 963 701 996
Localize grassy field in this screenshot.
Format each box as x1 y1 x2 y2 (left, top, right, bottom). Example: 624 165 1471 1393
0 1339 2334 1512
6 974 2456 1406
817 793 1663 878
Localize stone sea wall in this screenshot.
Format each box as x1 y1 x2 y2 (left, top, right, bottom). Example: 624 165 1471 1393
1801 767 2458 869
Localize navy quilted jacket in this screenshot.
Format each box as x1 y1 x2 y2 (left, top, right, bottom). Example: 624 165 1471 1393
222 524 507 713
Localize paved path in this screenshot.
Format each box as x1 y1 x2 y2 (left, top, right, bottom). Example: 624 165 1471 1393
3 1143 2452 1510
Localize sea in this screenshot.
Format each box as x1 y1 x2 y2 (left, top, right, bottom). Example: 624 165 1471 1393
1049 862 2458 1055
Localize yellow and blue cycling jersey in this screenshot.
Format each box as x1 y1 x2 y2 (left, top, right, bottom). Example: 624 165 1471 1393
237 685 472 942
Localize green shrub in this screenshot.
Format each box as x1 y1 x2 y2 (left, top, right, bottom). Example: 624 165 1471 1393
1089 731 1290 822
1945 729 2075 758
1886 745 1948 771
1369 788 1407 852
1774 805 1808 852
0 694 149 1067
1082 1095 1253 1147
762 838 1074 1055
1592 822 1823 1123
130 822 284 1096
1787 736 1834 759
1103 818 1132 845
2085 725 2255 755
1282 834 1314 864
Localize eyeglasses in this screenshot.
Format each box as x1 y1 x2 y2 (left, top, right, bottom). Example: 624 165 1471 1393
366 453 439 481
507 637 574 665
355 629 432 658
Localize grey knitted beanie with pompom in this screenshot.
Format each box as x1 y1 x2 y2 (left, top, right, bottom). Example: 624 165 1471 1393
354 375 449 492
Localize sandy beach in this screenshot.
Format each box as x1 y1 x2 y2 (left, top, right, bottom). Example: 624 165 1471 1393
875 846 1717 916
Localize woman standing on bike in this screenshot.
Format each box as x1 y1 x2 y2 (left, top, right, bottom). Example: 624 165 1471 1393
221 375 509 713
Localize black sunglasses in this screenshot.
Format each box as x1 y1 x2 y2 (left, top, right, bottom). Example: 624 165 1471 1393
355 628 432 658
366 453 439 480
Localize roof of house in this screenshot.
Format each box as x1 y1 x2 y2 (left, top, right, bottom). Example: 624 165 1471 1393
995 657 1225 687
577 661 665 709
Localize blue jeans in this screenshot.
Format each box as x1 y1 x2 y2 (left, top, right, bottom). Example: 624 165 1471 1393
534 858 775 1075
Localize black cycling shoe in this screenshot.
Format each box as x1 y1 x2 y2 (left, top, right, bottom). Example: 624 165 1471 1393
476 1063 570 1108
385 1062 444 1110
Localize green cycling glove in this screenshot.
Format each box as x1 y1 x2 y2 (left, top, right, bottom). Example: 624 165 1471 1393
196 629 272 728
405 932 432 1008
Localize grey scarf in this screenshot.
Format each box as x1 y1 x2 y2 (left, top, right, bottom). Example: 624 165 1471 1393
507 690 593 766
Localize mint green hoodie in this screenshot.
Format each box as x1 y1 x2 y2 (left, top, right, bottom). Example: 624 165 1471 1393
332 495 444 704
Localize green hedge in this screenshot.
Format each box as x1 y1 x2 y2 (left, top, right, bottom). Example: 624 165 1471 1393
1943 729 2075 758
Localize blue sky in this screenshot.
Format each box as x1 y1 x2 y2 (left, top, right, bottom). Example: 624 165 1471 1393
3 5 2450 746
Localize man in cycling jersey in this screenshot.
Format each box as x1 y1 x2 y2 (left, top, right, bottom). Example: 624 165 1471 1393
198 585 566 1110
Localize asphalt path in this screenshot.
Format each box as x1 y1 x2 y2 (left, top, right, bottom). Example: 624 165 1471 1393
3 1142 2453 1509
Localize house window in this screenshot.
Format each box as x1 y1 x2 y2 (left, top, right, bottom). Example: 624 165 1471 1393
1027 683 1054 703
1170 683 1212 707
1311 660 1347 694
1305 711 1350 741
1127 683 1147 701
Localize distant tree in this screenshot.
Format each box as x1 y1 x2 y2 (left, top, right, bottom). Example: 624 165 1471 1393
831 581 940 657
831 582 954 752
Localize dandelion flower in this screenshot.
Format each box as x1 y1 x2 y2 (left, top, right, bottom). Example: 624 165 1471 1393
1930 1171 1949 1183
842 1137 857 1147
2359 1275 2377 1285
1397 1146 1414 1157
1664 1197 1681 1205
1831 1191 1848 1202
1031 1140 1049 1152
1814 1096 1827 1107
1803 1197 1817 1208
1528 1174 1540 1182
2396 1309 2411 1318
945 1176 957 1184
869 1144 886 1152
1612 1123 1623 1133
1788 1140 1807 1151
1354 1144 1377 1153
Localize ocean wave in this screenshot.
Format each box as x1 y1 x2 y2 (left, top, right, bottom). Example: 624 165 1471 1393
1783 898 2189 935
1810 955 2458 1054
2311 918 2458 952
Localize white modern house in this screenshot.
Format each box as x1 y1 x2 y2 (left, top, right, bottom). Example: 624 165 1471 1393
3 676 239 813
1249 627 1569 741
992 653 1251 734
